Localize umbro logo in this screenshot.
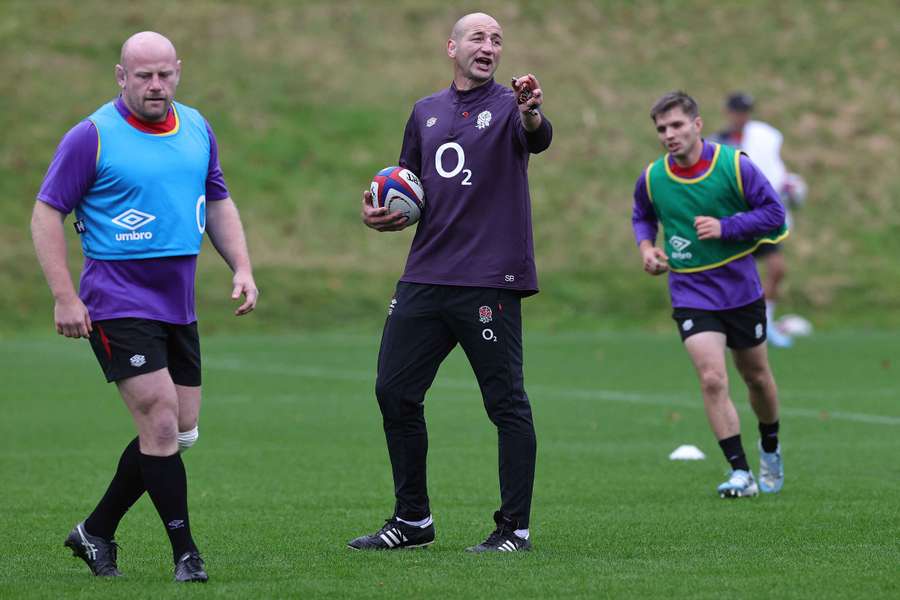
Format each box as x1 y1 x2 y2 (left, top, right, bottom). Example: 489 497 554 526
112 208 156 231
670 236 691 251
426 117 437 128
670 235 693 259
130 354 146 367
112 209 155 241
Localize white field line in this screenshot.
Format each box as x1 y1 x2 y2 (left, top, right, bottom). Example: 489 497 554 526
206 358 900 427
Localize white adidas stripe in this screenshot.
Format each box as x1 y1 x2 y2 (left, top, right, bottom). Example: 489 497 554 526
380 533 394 547
385 530 400 545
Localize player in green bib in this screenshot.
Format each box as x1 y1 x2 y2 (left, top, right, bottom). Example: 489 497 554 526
632 91 787 498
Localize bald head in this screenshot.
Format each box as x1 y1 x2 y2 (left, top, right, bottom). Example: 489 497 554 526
447 13 503 90
450 12 500 41
116 31 181 123
120 31 178 70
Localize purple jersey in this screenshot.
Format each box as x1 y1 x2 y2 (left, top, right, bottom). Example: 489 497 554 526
398 80 552 295
632 140 785 310
36 97 229 324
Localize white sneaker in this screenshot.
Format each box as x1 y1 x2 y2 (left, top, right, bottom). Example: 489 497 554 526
758 442 784 493
717 469 759 498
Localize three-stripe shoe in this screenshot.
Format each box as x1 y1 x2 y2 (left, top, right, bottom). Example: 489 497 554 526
64 522 122 577
347 517 435 550
717 469 759 498
466 511 532 553
758 441 784 493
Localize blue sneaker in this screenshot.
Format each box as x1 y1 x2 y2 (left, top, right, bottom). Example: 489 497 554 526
717 469 759 498
758 442 784 493
767 324 793 348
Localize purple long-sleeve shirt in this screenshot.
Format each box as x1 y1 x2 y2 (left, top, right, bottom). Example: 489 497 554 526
632 140 785 310
36 97 229 324
397 80 552 294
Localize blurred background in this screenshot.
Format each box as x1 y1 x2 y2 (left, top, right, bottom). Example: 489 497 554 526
3 0 898 335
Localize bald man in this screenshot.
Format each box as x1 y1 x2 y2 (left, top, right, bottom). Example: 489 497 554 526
352 13 551 553
32 31 258 582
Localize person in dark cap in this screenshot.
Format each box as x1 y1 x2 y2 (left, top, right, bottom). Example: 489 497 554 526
711 92 806 348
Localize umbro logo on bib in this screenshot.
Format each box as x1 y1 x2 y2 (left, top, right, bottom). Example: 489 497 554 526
670 235 693 260
112 209 156 241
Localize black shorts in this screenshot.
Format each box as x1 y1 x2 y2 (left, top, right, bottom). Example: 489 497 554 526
88 318 201 386
753 243 782 259
672 298 767 349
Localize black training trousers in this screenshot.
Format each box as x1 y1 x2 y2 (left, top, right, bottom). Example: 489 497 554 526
375 282 537 528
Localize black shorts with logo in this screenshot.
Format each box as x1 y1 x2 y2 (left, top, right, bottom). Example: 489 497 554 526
88 318 201 385
672 298 767 350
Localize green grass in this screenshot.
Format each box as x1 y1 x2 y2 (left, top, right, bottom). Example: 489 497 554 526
2 329 898 598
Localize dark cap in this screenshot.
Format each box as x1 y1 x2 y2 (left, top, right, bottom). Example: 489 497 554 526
725 92 754 112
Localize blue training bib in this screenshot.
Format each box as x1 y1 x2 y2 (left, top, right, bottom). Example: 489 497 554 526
77 100 210 260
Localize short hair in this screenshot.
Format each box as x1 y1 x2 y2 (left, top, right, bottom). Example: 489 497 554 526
725 91 754 112
650 91 700 122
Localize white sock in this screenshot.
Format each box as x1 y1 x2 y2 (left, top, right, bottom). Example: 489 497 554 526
397 515 433 528
765 300 776 323
514 528 529 540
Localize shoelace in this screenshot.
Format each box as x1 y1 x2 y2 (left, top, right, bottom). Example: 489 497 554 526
96 541 121 574
482 527 513 548
376 518 398 536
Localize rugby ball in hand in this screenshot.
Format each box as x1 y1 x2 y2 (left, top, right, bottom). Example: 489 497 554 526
370 166 425 225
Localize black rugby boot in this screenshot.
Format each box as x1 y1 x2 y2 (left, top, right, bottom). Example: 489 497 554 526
466 511 532 553
347 517 435 550
64 522 123 576
174 551 208 582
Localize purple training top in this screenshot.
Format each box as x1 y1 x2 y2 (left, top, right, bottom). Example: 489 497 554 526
36 97 229 324
631 140 785 310
398 80 552 295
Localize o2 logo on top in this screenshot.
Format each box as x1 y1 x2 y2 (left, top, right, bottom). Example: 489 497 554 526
435 142 472 186
370 166 426 225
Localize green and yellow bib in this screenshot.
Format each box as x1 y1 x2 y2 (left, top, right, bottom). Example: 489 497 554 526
645 143 788 273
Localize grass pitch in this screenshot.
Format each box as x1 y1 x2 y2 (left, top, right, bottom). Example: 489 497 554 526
1 329 898 598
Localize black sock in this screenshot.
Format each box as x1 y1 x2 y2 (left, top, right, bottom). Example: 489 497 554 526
138 451 198 562
759 420 780 453
84 437 144 539
718 434 750 472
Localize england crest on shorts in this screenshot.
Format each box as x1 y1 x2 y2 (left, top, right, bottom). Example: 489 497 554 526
478 306 493 324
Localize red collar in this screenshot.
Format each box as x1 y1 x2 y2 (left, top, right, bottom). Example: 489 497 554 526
126 108 177 134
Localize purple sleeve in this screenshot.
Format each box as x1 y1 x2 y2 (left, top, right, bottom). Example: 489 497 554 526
720 154 786 240
398 109 422 175
205 120 230 201
36 121 98 214
632 170 658 245
515 114 552 154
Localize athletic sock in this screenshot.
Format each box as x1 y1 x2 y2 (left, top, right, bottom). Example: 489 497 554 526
759 421 780 453
397 515 433 528
718 434 751 472
138 451 198 562
84 437 144 539
514 528 530 540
